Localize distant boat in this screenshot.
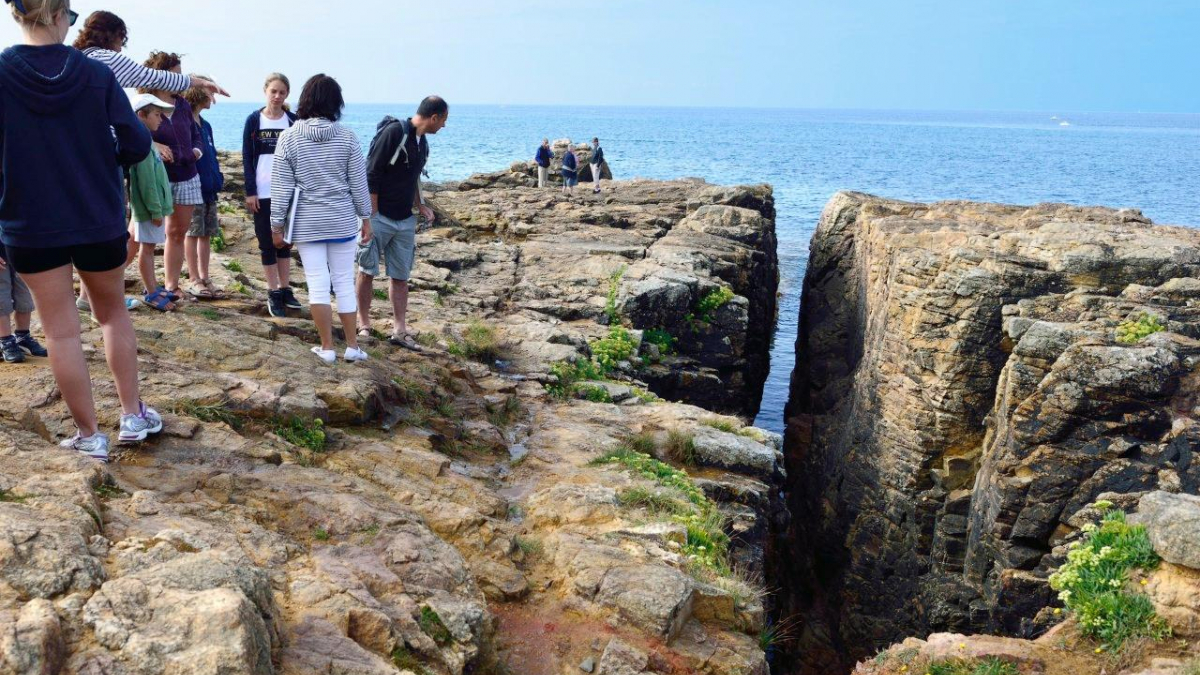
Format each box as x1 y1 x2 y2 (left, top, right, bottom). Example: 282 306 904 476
1059 121 1071 127
1051 116 1059 120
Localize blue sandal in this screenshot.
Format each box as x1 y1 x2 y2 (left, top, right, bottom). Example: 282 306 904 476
144 288 176 312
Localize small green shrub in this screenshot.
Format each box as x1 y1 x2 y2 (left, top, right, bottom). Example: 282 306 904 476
418 606 453 645
642 328 676 356
312 527 330 541
276 417 326 452
663 430 697 465
416 332 439 347
590 326 636 374
577 384 614 403
199 308 220 320
229 281 251 297
1048 505 1169 650
1116 314 1166 344
695 286 735 324
210 228 227 252
546 359 605 400
223 259 244 273
926 657 1019 675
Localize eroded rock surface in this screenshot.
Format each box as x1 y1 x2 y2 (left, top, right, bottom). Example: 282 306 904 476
0 155 781 675
778 192 1200 673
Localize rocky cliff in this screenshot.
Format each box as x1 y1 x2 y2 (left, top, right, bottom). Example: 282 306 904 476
776 192 1200 673
0 156 785 675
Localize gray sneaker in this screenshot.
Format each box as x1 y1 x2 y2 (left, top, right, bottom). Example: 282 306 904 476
118 401 163 444
60 433 110 463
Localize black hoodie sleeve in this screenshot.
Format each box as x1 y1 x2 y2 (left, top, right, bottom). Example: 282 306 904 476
105 70 150 168
365 123 402 195
242 111 258 197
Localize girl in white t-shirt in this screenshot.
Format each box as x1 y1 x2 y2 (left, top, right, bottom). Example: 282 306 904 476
241 73 299 318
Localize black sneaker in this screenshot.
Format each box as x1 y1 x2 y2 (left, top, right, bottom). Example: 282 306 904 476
281 286 303 310
14 333 47 357
1 336 24 363
267 290 286 318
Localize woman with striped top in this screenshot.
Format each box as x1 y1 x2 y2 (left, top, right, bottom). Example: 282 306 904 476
73 11 226 107
270 74 373 364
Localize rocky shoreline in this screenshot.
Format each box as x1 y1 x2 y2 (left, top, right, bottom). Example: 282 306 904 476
0 155 784 675
774 192 1200 674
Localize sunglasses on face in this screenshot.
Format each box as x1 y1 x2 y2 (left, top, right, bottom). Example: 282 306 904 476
67 9 78 25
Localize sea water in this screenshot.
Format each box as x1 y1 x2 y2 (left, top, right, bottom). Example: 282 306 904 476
206 104 1200 433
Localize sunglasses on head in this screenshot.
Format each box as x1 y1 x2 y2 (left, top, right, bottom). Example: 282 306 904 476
4 0 77 25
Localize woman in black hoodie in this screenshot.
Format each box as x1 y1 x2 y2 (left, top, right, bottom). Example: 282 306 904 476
0 0 163 462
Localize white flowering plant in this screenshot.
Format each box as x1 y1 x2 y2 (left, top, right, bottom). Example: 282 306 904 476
1047 504 1169 650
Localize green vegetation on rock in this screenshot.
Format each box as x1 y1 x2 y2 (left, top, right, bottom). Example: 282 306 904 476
419 606 453 645
1048 503 1169 650
1116 314 1166 344
447 320 502 364
927 658 1019 675
695 285 735 324
276 417 326 453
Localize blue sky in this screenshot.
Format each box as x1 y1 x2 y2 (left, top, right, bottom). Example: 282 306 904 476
11 0 1198 111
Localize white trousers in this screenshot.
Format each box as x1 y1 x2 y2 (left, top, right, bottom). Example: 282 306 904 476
537 165 549 187
591 163 602 186
295 239 358 314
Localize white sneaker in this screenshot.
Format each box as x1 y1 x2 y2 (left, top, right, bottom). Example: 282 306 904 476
344 347 369 362
311 346 336 364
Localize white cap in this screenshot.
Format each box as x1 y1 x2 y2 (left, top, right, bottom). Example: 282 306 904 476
128 92 175 114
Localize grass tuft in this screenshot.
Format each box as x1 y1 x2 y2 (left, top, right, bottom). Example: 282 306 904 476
663 430 697 466
418 606 453 645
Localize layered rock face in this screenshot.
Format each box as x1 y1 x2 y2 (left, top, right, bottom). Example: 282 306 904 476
421 174 778 417
777 192 1200 673
0 155 783 675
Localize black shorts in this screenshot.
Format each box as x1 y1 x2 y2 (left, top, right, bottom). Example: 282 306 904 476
5 233 129 275
253 199 293 266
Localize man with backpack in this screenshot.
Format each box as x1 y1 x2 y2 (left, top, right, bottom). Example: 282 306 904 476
355 96 449 351
590 137 605 194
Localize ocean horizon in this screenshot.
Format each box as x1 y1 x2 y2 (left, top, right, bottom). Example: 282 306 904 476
204 104 1200 433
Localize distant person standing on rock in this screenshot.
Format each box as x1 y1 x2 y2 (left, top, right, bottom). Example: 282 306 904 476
561 142 578 196
356 96 449 351
590 137 605 194
535 138 552 188
243 73 300 318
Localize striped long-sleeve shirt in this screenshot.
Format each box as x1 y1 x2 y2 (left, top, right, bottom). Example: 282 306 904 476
270 118 372 244
81 47 192 92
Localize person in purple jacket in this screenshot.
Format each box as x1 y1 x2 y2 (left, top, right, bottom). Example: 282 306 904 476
0 0 163 462
140 51 203 301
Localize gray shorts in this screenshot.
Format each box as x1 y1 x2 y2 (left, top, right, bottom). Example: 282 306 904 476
0 260 33 315
188 200 219 237
171 175 203 206
133 220 166 245
356 213 416 281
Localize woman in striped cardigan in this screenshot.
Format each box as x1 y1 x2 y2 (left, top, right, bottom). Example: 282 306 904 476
270 74 373 364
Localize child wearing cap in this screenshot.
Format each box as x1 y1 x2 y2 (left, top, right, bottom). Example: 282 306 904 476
127 93 176 311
